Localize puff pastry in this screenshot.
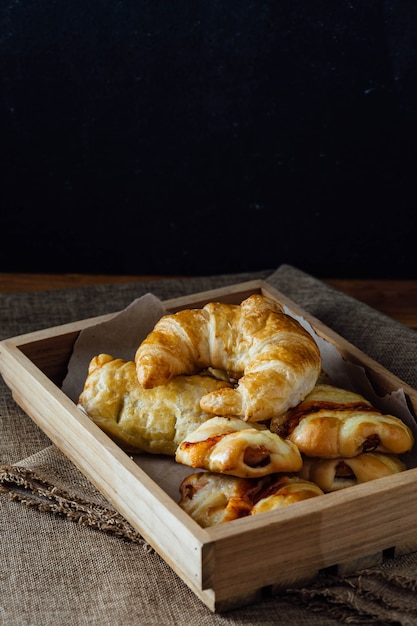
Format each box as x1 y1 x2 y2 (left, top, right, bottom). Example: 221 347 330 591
270 384 414 458
178 472 323 527
77 354 232 455
135 294 321 422
175 415 303 477
298 453 406 492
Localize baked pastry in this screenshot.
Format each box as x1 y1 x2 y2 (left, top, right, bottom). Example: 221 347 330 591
298 453 406 492
77 353 232 455
270 384 414 458
175 416 303 477
179 472 254 527
250 474 324 515
135 294 321 422
178 472 323 527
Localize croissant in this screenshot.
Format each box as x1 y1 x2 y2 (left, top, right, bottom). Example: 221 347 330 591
298 453 406 492
77 354 232 455
270 383 415 458
178 472 323 527
135 294 321 422
175 416 303 477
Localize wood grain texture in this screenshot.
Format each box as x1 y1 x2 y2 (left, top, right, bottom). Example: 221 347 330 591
0 273 178 292
1 273 416 330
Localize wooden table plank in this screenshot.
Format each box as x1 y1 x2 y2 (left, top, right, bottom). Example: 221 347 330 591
323 279 417 331
0 273 175 292
1 273 416 330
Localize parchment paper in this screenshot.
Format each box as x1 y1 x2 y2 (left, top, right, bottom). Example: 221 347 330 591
62 293 167 402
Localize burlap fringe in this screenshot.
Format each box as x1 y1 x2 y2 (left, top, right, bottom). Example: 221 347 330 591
0 465 153 552
288 570 417 626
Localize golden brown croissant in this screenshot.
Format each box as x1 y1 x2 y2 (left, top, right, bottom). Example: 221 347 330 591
298 453 406 492
178 471 323 527
135 294 321 422
270 383 414 458
77 354 232 455
175 416 303 477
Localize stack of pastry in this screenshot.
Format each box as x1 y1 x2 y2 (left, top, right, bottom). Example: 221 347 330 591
174 385 413 526
77 294 414 528
175 416 325 527
270 383 412 492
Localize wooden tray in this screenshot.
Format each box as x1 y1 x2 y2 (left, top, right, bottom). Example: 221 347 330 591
1 279 417 612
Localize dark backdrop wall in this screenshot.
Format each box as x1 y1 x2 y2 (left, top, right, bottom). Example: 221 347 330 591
1 1 416 278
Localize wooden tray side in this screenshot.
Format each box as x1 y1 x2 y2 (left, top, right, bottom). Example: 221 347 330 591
204 469 417 600
0 339 211 595
11 313 117 385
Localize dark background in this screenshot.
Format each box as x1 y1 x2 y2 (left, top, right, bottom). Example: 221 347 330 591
1 1 416 278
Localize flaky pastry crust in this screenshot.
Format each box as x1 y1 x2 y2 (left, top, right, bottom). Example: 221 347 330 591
77 354 232 455
298 453 406 492
178 472 323 527
175 416 302 477
270 384 414 458
135 294 321 422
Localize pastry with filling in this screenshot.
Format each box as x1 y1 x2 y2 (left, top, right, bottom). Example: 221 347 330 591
178 472 323 527
298 453 406 492
175 415 302 477
135 294 321 422
77 353 232 455
270 384 414 458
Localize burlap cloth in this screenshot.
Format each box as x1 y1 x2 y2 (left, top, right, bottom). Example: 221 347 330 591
1 265 417 626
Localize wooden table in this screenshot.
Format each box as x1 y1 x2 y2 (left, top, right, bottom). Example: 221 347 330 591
1 273 417 330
